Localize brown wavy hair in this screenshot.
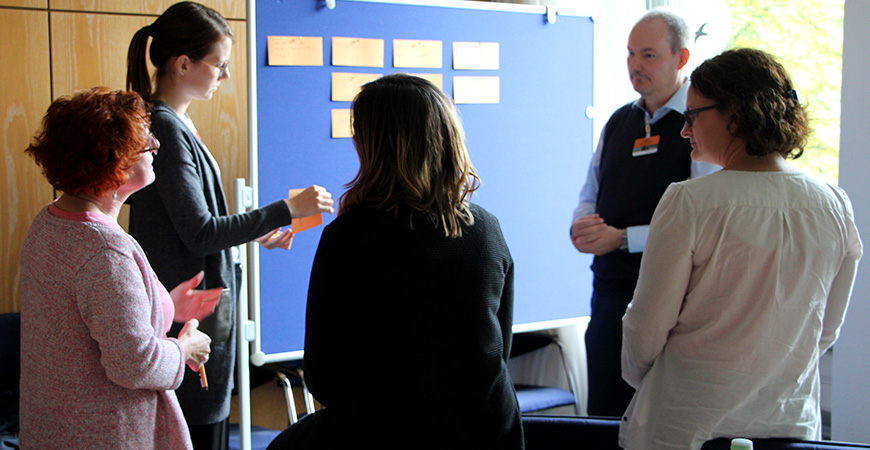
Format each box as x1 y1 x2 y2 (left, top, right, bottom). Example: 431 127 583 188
341 74 480 238
126 1 233 101
690 48 810 159
25 87 150 196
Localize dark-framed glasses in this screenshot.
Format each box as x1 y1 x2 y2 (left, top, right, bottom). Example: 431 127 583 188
684 104 718 128
199 59 230 78
141 132 160 155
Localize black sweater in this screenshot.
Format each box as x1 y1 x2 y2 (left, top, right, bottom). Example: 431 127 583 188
275 203 523 449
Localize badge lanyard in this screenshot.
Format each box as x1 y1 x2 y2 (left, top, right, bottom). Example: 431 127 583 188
632 113 660 157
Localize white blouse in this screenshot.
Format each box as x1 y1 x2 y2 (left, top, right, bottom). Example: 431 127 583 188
619 170 863 450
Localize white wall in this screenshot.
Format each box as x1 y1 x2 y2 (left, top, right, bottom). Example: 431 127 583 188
831 0 870 443
589 0 646 148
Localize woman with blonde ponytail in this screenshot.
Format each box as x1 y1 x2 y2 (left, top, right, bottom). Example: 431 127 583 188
125 3 334 449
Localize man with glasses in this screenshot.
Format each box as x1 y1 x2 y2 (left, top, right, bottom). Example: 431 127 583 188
569 8 718 417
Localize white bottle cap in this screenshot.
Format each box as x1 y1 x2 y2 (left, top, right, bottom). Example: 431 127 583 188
730 438 753 450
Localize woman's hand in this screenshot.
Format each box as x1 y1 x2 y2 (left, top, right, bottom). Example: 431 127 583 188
177 318 211 371
255 227 294 250
285 185 335 217
170 271 222 322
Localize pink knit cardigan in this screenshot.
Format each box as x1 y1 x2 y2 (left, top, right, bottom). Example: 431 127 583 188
18 204 192 449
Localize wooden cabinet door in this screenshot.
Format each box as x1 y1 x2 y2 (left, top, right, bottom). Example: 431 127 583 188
49 0 245 20
0 9 53 313
0 1 47 7
50 12 152 94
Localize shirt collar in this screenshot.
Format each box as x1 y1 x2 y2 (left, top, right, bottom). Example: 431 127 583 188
632 78 690 124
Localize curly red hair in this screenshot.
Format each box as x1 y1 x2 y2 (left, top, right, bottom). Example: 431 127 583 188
26 87 150 197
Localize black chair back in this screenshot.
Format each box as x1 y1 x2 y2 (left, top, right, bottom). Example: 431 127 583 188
522 415 621 450
0 313 21 393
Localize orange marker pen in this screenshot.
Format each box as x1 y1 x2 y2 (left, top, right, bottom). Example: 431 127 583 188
199 365 209 390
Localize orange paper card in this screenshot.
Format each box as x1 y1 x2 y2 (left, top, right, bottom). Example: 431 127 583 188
409 73 444 90
331 109 352 138
453 76 500 104
331 72 382 101
393 39 443 68
453 42 499 70
267 36 323 66
332 36 384 67
288 189 325 232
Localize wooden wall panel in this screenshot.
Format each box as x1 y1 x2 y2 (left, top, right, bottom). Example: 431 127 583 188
0 9 53 314
50 0 245 20
0 1 47 7
50 12 152 94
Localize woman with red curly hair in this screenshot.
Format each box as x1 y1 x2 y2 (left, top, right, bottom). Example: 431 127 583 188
19 87 219 449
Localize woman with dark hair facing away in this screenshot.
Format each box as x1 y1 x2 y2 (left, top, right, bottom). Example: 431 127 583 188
19 87 217 449
619 48 862 449
126 2 334 448
266 73 524 450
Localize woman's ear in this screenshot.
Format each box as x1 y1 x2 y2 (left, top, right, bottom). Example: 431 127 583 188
728 117 740 137
169 54 192 76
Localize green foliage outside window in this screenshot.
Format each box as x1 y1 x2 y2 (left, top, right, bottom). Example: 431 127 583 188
727 0 844 185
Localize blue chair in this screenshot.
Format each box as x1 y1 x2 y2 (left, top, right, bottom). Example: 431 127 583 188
511 332 580 414
228 424 281 450
228 363 314 450
271 364 316 425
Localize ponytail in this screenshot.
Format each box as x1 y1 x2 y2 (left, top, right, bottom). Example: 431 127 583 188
126 25 153 100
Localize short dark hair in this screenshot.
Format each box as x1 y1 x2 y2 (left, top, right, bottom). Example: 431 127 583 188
126 1 233 100
26 87 150 196
690 48 809 159
342 74 480 238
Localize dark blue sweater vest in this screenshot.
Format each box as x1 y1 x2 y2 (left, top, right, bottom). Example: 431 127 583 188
591 102 692 291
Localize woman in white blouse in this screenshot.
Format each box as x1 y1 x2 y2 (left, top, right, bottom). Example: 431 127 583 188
619 48 863 450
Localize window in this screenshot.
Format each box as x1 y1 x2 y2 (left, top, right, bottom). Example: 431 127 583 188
678 0 845 185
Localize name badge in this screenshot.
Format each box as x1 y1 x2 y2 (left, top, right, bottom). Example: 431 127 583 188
633 135 660 157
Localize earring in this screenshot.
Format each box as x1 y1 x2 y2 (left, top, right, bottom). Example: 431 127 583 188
112 191 118 201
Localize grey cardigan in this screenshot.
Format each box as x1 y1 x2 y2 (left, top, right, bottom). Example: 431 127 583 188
128 101 292 424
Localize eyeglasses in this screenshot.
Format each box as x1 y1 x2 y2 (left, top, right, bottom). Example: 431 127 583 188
199 59 230 78
141 132 160 156
684 104 718 129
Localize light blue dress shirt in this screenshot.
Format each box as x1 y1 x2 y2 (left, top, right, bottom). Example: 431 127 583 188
572 80 719 253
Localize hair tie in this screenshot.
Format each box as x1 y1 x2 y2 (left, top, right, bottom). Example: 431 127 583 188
142 24 152 36
787 89 799 102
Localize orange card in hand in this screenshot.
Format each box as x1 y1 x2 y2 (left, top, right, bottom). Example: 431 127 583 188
288 189 324 233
